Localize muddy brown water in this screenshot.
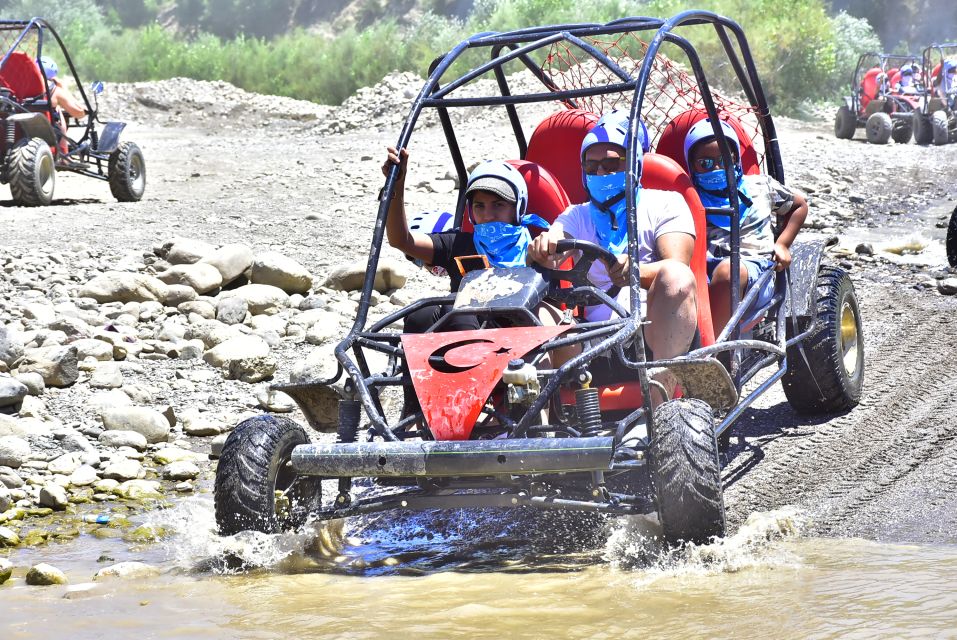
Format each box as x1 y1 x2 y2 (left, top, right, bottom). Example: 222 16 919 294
3 500 957 639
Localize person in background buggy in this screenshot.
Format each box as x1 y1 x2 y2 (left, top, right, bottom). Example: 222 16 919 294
934 60 957 107
529 110 699 404
893 63 920 94
683 118 808 336
39 56 85 159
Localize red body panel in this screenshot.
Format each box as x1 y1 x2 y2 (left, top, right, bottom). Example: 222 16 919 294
402 325 569 440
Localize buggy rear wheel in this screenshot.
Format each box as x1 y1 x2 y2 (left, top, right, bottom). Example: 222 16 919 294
865 112 892 144
947 205 957 268
8 137 54 206
108 141 146 202
913 113 933 145
932 110 950 146
834 105 856 139
782 266 864 414
649 399 726 546
891 118 912 144
214 414 321 535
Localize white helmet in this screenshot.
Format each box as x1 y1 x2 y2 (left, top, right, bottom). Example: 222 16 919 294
464 160 528 223
683 118 741 169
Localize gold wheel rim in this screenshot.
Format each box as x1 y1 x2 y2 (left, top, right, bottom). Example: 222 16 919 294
840 301 859 376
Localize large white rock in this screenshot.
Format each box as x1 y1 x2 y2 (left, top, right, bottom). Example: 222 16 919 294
0 435 30 468
222 284 288 315
0 326 24 368
323 258 408 293
69 465 99 487
250 252 313 294
163 461 200 481
201 243 254 285
157 263 223 295
89 363 124 389
0 375 28 408
18 345 79 387
47 452 83 476
98 430 148 451
26 563 68 586
71 338 114 362
0 414 26 438
77 271 169 304
93 561 160 581
202 335 270 368
88 389 133 413
167 238 215 265
38 483 69 510
99 407 170 443
101 458 145 481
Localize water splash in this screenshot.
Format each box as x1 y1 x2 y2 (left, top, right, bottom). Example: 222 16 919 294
145 495 346 574
604 507 809 581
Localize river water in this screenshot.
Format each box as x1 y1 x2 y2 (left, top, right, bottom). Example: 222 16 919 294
3 494 957 639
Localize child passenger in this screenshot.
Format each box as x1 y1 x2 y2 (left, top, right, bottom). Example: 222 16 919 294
683 118 808 335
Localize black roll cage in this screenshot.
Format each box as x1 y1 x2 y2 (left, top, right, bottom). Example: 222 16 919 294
325 12 810 448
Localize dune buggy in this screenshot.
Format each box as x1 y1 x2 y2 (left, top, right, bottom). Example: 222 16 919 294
913 43 957 146
215 12 864 547
834 52 923 145
0 18 145 206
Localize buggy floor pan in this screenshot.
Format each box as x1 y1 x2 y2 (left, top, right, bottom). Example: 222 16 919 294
291 436 616 478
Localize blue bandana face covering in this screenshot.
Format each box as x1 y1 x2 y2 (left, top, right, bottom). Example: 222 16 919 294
692 165 752 230
585 172 637 255
472 214 551 268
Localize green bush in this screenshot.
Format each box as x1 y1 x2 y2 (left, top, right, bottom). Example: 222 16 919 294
0 0 882 115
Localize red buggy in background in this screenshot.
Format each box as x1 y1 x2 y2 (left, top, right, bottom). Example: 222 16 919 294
0 18 145 206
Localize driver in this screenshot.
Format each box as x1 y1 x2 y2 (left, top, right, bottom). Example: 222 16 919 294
529 110 698 402
39 56 86 158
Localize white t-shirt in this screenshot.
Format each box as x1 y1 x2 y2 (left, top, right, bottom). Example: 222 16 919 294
553 188 695 321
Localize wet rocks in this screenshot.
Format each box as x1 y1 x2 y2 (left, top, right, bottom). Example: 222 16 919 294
0 558 11 584
38 484 69 510
25 563 67 586
93 561 160 581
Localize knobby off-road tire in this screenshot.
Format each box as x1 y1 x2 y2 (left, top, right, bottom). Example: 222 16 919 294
891 119 913 144
834 106 856 139
946 205 957 268
649 398 726 546
214 414 321 536
932 110 949 146
108 141 146 202
913 113 933 145
7 137 55 206
865 112 892 144
782 266 864 414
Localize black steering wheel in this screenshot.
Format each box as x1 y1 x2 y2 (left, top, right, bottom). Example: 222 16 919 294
534 238 623 300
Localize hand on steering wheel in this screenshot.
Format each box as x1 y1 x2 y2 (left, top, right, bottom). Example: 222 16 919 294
533 238 624 299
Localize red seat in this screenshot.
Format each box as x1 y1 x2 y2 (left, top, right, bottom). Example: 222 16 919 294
656 109 760 176
460 159 570 233
859 67 883 109
0 51 46 101
525 109 600 204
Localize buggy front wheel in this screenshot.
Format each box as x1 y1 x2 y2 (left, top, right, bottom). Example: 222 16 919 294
214 414 321 535
913 113 933 145
891 119 912 144
932 110 950 146
649 399 726 546
8 137 55 206
782 266 864 414
834 106 856 139
108 141 146 202
865 112 892 144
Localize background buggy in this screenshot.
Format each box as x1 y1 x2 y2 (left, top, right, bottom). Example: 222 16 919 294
215 12 864 547
0 18 145 206
914 43 957 145
834 52 923 144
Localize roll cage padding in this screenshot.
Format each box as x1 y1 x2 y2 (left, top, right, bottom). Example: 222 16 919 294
655 109 760 177
640 152 715 347
525 108 600 205
860 67 882 109
460 159 570 233
0 51 46 102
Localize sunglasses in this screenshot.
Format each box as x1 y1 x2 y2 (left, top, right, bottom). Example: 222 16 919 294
691 156 729 172
583 156 628 175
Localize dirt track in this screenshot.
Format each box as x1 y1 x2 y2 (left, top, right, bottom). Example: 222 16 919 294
3 83 957 544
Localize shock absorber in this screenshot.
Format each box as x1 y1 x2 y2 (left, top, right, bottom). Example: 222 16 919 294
575 371 602 436
335 397 362 507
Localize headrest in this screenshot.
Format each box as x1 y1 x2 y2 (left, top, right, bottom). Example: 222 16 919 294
656 109 760 176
